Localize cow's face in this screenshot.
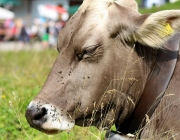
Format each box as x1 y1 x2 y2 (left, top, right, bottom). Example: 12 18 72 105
26 0 180 134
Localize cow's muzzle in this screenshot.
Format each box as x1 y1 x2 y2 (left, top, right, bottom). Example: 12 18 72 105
25 100 75 134
25 106 47 129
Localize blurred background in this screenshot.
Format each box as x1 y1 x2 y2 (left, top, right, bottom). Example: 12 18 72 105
0 0 179 50
0 0 83 50
0 0 180 140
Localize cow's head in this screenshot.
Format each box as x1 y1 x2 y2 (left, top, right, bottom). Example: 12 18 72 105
26 0 180 134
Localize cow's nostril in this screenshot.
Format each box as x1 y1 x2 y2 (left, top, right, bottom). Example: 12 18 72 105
34 107 47 120
26 106 48 130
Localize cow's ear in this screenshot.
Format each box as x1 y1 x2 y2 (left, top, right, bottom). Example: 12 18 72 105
108 2 180 48
134 10 180 48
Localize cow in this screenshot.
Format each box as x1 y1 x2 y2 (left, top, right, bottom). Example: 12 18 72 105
25 0 180 139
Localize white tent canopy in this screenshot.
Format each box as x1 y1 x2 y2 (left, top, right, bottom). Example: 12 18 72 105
0 7 14 19
38 5 58 21
37 5 69 21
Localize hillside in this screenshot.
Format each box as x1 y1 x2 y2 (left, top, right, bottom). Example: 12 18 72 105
139 1 180 14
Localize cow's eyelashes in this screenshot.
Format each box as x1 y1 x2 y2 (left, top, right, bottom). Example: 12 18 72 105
83 45 99 55
77 45 100 61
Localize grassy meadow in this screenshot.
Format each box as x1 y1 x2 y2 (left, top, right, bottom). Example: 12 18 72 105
0 50 105 140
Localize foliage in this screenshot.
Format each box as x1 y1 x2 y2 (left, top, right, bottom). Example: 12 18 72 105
0 50 105 140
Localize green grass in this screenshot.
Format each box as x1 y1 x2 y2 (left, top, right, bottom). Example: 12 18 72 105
136 0 141 5
0 50 105 140
139 0 180 14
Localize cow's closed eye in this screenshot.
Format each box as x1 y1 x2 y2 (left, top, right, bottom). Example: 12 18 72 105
77 45 100 61
84 45 100 54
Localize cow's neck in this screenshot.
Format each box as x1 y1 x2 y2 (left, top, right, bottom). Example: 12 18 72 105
116 34 179 137
111 41 158 126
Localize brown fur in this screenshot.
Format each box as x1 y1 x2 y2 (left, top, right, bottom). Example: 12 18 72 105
26 0 180 139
